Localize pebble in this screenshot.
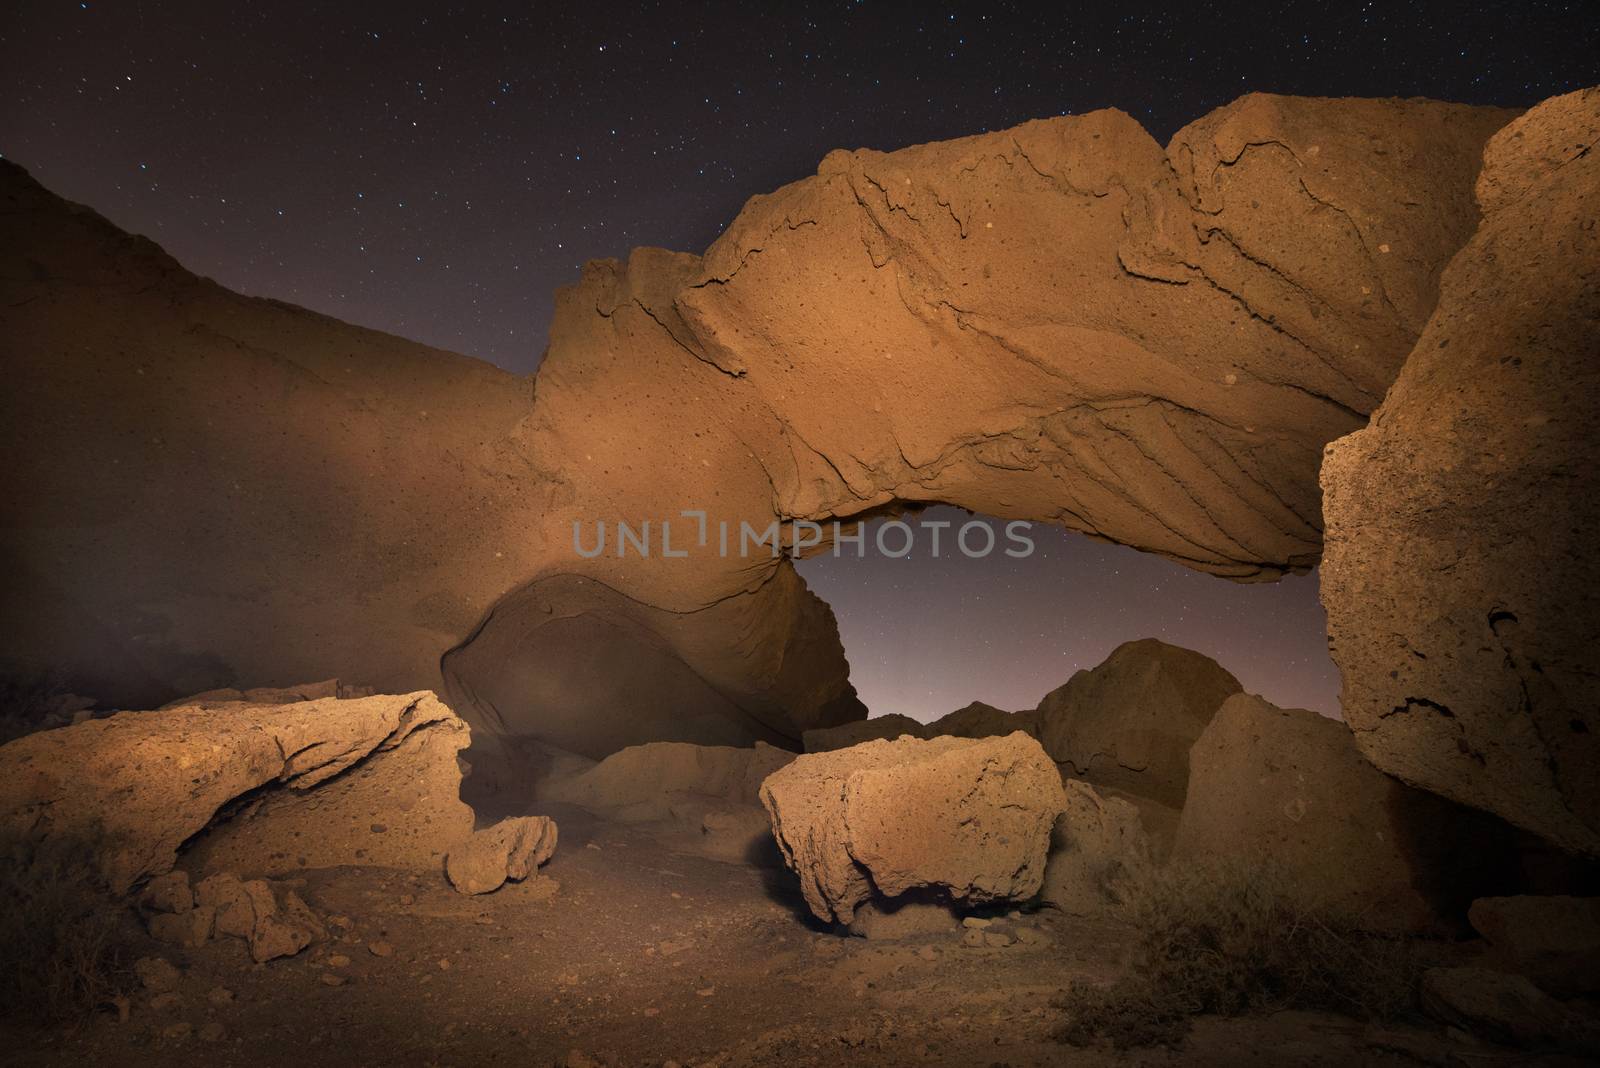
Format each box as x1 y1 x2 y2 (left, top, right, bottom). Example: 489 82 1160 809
327 954 352 968
160 1021 192 1041
369 940 395 957
206 986 234 1006
319 973 346 987
961 917 992 930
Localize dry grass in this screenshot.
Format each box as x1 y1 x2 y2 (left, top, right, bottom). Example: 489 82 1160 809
0 830 134 1024
1054 855 1426 1049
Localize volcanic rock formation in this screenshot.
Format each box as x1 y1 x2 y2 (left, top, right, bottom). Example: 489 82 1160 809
1036 638 1243 808
0 690 473 892
0 92 1516 766
1320 87 1600 854
760 732 1065 924
1173 693 1514 931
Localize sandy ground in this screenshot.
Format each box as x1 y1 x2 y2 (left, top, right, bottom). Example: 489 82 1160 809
2 803 1573 1068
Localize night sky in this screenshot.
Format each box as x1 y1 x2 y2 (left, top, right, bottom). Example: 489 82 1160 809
3 2 1595 720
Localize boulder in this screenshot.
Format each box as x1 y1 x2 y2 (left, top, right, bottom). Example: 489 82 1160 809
803 715 925 753
1039 779 1153 915
541 741 795 865
444 815 559 896
195 872 325 962
147 906 214 949
1320 87 1600 854
0 691 473 892
1036 639 1242 808
138 871 194 915
1469 895 1600 996
760 732 1066 924
542 741 794 813
1173 693 1491 931
925 702 1038 741
1421 966 1600 1054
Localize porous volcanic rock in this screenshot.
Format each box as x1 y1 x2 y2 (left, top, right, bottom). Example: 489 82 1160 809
1036 639 1242 808
444 815 559 895
1174 693 1500 931
196 872 326 962
1039 778 1154 915
1469 895 1600 996
2 92 1514 763
760 732 1066 924
0 690 472 892
1320 87 1600 854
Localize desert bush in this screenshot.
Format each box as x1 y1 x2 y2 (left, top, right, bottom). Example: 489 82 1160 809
1054 855 1427 1049
0 830 133 1024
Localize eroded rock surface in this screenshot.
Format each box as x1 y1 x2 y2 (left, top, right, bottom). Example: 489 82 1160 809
1 94 1515 765
0 690 473 892
1469 895 1600 996
760 732 1065 924
1174 693 1506 931
1039 778 1153 915
196 872 326 963
541 740 795 863
926 702 1038 742
1320 87 1600 854
444 815 559 895
1036 639 1242 808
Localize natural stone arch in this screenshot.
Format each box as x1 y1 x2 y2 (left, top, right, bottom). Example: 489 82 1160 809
440 94 1510 759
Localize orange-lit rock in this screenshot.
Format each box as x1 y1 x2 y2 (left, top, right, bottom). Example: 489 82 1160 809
1320 87 1600 854
0 690 472 892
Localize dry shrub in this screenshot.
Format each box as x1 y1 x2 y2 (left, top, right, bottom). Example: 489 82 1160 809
1054 855 1426 1049
0 830 133 1024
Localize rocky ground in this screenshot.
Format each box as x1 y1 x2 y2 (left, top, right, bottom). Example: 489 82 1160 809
5 800 1580 1068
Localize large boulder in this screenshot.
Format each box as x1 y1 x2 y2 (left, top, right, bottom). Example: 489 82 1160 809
1173 693 1498 931
1468 895 1600 996
925 701 1039 741
1039 778 1154 915
1036 639 1242 807
760 732 1066 924
1421 967 1600 1054
1320 87 1600 854
0 691 473 892
541 740 796 863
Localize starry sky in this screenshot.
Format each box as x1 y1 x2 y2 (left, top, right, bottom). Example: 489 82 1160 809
2 2 1595 720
